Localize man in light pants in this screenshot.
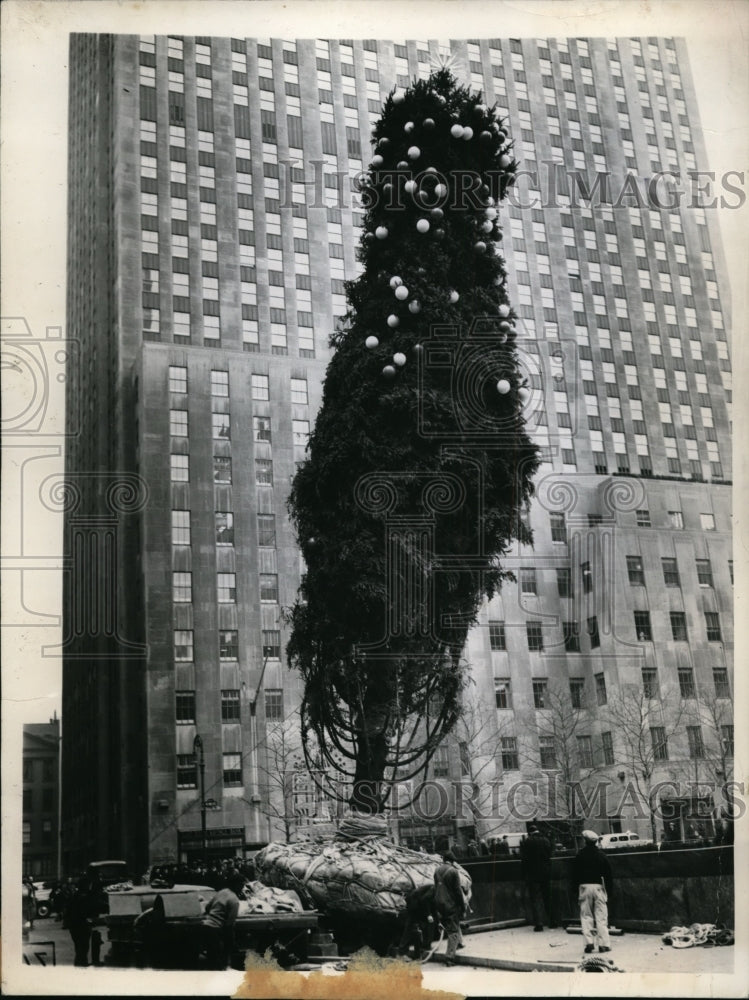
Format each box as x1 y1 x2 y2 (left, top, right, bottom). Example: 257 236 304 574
571 830 614 954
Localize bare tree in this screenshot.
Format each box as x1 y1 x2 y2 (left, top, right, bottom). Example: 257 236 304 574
606 684 689 841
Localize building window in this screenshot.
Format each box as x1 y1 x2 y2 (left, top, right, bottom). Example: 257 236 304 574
626 555 645 585
252 373 270 400
489 621 506 651
532 679 548 709
260 573 278 603
177 754 197 788
556 567 572 598
570 678 585 709
176 690 196 723
494 678 512 709
668 510 683 529
212 412 231 439
255 458 273 485
713 668 731 698
219 630 238 660
253 415 272 442
662 558 681 587
221 689 240 722
292 419 310 447
642 668 660 699
721 725 734 757
223 752 242 786
539 736 556 770
22 820 31 844
23 788 32 811
172 510 190 545
705 611 722 642
169 365 187 393
670 611 688 641
218 573 236 603
581 561 593 593
262 630 281 659
636 509 651 527
290 377 308 404
595 672 607 705
432 744 450 777
601 731 615 766
678 667 696 698
696 559 714 587
170 409 188 436
700 512 716 531
634 611 652 641
174 629 193 661
563 621 580 652
527 623 544 652
501 737 519 771
587 616 600 649
23 759 33 782
209 370 229 397
651 726 669 761
687 725 705 759
265 688 284 720
172 571 192 603
577 735 593 768
214 456 232 484
550 512 566 543
257 513 276 546
520 567 537 594
216 511 234 545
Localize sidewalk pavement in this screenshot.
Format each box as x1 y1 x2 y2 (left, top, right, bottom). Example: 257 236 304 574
428 923 735 974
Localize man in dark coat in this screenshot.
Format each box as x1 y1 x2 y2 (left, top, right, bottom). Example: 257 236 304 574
398 883 438 959
571 829 614 953
433 851 466 965
63 877 100 967
519 824 552 931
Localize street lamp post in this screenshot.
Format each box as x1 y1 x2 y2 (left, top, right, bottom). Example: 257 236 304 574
193 734 207 856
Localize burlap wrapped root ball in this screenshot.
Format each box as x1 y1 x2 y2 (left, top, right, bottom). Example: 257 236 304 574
255 832 471 918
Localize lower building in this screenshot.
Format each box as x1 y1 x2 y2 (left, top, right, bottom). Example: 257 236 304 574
23 717 60 879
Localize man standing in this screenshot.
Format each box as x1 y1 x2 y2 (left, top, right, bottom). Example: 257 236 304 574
201 871 244 970
572 829 614 954
433 851 466 966
63 876 99 967
519 824 552 931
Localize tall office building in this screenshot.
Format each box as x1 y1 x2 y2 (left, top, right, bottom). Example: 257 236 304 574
62 33 732 871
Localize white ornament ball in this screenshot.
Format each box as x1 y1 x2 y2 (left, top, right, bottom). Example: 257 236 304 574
425 166 438 174
434 183 448 198
481 220 494 234
392 90 405 105
475 103 487 114
449 290 460 304
474 241 487 254
499 154 512 168
498 304 510 318
486 207 498 220
408 145 421 160
395 285 409 300
518 387 531 404
376 226 389 240
499 333 508 344
397 161 408 169
436 94 447 105
404 179 417 194
450 124 465 139
496 379 511 395
408 300 421 314
371 154 384 167
462 127 474 140
404 121 414 133
382 365 397 378
379 137 390 149
416 218 430 234
413 342 424 354
424 118 436 129
393 352 407 367
387 314 400 328
366 336 379 349
389 275 403 288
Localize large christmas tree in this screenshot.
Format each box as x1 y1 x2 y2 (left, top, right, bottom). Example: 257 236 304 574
287 69 539 814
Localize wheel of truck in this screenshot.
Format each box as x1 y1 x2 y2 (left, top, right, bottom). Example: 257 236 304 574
36 902 50 919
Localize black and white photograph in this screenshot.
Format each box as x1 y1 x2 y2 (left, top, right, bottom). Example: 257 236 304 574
2 1 747 997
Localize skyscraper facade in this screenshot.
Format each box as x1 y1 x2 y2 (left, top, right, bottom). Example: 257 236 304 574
62 33 732 870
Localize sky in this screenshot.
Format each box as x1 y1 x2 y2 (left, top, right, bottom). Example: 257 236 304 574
2 0 747 732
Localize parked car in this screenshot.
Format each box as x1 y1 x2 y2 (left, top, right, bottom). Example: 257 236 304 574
32 881 53 918
598 831 653 850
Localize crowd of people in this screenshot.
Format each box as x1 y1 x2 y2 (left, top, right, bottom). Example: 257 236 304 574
144 857 256 890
